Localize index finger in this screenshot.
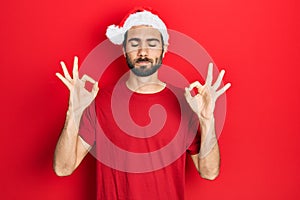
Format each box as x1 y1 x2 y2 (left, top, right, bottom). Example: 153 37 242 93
81 74 97 84
188 81 202 90
184 87 192 99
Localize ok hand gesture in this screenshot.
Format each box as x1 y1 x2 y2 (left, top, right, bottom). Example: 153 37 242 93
56 56 99 118
185 63 231 120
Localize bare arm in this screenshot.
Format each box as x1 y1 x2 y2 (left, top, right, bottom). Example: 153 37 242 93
53 111 91 176
53 56 98 176
185 63 230 180
191 117 220 180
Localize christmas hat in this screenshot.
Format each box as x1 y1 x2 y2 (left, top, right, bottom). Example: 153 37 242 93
105 7 169 45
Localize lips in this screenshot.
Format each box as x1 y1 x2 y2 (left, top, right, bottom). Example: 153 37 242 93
135 58 153 64
136 61 151 65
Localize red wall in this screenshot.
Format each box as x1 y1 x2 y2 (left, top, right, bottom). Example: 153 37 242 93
1 0 300 199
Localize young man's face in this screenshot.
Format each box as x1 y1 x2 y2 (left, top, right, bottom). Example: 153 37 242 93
124 25 164 77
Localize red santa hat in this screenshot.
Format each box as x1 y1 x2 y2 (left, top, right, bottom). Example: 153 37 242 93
105 7 169 45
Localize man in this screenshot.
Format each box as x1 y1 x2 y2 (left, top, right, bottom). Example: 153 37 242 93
54 7 231 199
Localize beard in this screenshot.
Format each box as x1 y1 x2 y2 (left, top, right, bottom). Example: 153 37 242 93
125 53 163 77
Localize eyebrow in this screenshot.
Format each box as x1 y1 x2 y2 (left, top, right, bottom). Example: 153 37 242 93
128 38 161 43
147 38 161 43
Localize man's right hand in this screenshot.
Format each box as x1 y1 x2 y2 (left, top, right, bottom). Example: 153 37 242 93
56 56 99 125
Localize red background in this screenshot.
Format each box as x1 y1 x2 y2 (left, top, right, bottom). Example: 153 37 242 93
1 0 300 199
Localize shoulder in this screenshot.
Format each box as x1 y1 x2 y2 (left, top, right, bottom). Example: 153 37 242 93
164 84 186 102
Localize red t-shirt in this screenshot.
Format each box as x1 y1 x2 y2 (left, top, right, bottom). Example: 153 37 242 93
79 82 200 200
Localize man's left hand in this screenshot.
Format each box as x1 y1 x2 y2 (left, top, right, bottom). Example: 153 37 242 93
184 63 231 120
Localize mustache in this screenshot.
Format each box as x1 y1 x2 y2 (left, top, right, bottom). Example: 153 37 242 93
135 57 153 63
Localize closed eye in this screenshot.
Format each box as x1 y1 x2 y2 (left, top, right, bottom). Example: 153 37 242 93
128 38 140 47
147 38 161 48
148 43 157 47
130 43 139 47
129 41 139 47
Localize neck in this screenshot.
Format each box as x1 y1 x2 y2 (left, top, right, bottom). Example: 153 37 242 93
126 71 166 94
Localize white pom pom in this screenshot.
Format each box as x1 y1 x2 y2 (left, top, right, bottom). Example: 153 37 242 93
105 25 124 45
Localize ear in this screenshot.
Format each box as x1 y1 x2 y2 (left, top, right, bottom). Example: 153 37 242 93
122 46 126 57
162 44 168 58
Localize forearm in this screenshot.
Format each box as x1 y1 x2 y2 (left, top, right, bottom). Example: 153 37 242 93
54 56 98 176
198 117 220 180
53 110 81 176
185 64 230 180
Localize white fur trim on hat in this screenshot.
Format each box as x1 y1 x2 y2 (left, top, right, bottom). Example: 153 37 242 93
106 10 169 45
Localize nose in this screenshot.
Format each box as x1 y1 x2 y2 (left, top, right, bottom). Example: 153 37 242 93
138 43 148 57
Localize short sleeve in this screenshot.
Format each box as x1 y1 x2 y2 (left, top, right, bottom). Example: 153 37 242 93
187 131 200 155
186 113 201 155
79 101 97 146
